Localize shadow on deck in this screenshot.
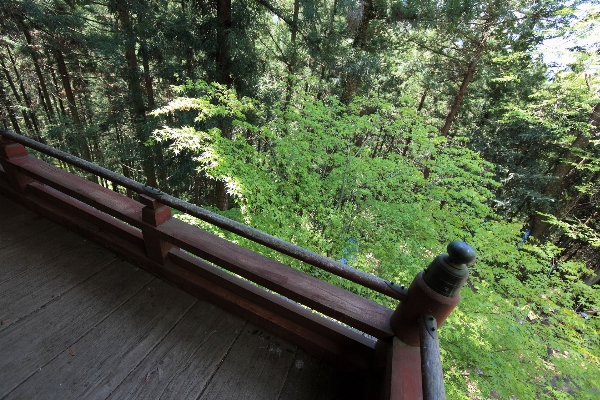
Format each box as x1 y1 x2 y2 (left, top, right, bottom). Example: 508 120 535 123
0 194 364 399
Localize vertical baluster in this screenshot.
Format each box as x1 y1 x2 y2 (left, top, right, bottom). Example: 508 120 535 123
386 241 476 400
139 193 176 264
0 135 34 192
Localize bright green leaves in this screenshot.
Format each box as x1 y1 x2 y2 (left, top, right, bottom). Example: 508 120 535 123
152 79 600 398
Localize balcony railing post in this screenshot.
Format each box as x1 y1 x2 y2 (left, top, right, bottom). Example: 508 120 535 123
419 315 445 400
0 136 34 192
389 241 475 346
139 193 176 264
386 241 475 400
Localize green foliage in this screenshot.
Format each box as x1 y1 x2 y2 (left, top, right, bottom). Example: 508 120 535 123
445 221 600 398
3 0 599 397
154 80 600 398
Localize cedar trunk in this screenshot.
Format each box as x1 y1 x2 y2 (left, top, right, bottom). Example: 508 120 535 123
214 0 233 210
20 24 54 123
53 47 92 161
440 61 476 137
530 103 600 239
117 1 158 189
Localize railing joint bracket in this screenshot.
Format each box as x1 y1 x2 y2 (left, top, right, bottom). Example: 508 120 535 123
423 314 438 340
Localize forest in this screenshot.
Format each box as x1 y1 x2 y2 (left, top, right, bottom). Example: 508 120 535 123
1 0 599 397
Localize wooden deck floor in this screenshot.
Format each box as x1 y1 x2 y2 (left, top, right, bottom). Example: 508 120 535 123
0 194 364 400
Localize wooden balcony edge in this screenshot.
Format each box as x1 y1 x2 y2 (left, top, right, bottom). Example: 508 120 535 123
1 135 464 400
158 217 394 339
0 177 380 373
2 154 395 339
170 249 378 355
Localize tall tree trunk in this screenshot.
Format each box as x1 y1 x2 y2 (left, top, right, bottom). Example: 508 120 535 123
1 83 22 134
351 0 374 50
52 47 92 161
6 46 40 133
284 0 300 105
214 0 233 210
530 103 600 239
340 0 375 104
141 43 155 110
439 30 488 137
117 0 158 189
141 42 168 187
20 23 54 123
216 0 232 87
0 56 34 133
440 60 476 137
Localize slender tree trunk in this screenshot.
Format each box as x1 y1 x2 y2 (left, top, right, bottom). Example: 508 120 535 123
53 48 82 125
52 47 92 161
36 86 51 120
141 43 168 187
439 28 489 137
1 83 22 133
49 67 67 116
7 46 40 133
20 23 54 122
115 124 135 198
117 0 158 189
440 60 476 137
403 88 429 156
0 56 34 132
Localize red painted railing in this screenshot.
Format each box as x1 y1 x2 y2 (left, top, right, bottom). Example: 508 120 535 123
0 129 474 400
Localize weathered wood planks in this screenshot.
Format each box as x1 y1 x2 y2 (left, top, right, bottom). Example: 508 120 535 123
197 324 298 400
7 279 197 399
0 242 116 331
108 302 247 400
0 212 55 249
0 225 88 283
0 260 153 398
0 194 371 399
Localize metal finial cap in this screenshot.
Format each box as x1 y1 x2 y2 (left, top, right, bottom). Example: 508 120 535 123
422 241 475 297
446 241 477 267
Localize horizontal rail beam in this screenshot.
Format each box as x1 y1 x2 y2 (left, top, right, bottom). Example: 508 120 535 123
161 218 394 339
0 129 404 301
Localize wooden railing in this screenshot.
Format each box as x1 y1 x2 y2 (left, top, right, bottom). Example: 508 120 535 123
0 129 476 400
